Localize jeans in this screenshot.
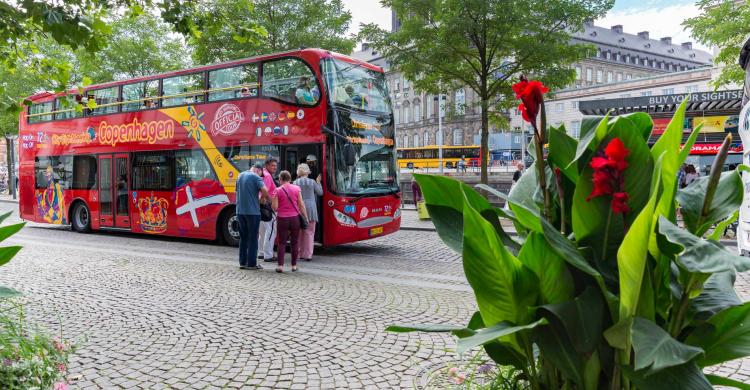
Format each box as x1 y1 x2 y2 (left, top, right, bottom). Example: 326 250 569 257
298 220 316 259
258 215 277 260
238 214 261 267
276 216 301 267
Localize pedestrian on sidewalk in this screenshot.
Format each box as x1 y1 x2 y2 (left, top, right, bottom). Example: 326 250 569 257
236 164 270 270
293 163 322 262
258 157 279 263
411 177 422 203
272 171 308 273
512 162 524 185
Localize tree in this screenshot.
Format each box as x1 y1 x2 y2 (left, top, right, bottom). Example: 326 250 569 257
361 0 613 183
77 13 192 83
683 0 750 89
190 0 356 64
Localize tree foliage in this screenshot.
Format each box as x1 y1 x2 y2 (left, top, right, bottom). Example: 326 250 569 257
683 0 750 89
77 13 191 83
190 0 356 64
360 0 613 183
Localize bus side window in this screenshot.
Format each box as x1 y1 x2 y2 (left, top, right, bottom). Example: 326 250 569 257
261 58 319 106
28 101 53 123
123 80 159 112
208 64 258 102
163 73 205 107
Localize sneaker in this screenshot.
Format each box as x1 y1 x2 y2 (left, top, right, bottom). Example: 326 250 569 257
257 254 264 259
248 264 263 270
263 257 276 262
239 265 248 270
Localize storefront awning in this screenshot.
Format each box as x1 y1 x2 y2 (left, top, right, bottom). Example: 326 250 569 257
578 90 743 117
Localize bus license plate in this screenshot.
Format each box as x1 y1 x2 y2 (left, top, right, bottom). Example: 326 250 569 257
370 226 384 236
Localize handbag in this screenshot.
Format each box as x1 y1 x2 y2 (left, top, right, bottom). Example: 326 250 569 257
281 186 308 229
260 202 274 222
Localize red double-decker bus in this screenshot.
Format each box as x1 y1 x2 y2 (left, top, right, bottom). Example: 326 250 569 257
19 49 401 247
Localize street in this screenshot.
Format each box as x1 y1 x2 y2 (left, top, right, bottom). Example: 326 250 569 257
0 202 473 389
0 200 749 388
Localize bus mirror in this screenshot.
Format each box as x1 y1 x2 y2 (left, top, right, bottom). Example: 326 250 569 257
343 143 357 166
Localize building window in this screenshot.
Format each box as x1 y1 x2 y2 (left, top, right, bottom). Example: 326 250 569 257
621 93 631 98
662 88 674 95
395 80 400 91
455 88 465 116
596 69 603 83
413 134 420 148
641 91 652 97
403 77 409 89
586 68 593 82
453 128 463 145
555 103 564 113
570 121 581 139
615 53 620 61
626 74 632 80
424 131 429 146
624 54 630 63
605 51 611 60
607 71 613 83
414 102 421 122
685 85 699 93
394 108 400 124
575 66 582 80
403 105 410 123
426 95 433 118
571 101 579 109
616 72 623 81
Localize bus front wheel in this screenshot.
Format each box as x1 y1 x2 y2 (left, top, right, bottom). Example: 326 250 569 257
220 209 240 247
71 202 91 233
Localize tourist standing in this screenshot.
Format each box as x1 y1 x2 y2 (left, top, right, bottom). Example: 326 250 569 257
294 163 322 261
512 162 524 184
684 164 700 187
236 165 270 270
272 171 308 273
258 158 279 262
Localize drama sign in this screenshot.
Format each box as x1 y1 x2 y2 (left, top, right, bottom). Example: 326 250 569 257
212 104 245 136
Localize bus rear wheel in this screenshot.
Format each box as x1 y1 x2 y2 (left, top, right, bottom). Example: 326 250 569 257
71 202 91 233
220 210 240 247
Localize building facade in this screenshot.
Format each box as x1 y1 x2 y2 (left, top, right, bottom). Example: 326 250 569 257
354 17 713 152
539 66 739 139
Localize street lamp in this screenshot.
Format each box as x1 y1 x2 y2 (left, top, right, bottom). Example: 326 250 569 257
435 94 446 174
5 134 18 200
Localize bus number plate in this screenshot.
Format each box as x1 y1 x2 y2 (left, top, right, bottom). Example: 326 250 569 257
370 226 384 236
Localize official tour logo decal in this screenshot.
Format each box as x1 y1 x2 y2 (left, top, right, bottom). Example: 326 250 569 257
211 103 245 136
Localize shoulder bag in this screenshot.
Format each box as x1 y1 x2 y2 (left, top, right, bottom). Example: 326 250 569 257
281 186 308 229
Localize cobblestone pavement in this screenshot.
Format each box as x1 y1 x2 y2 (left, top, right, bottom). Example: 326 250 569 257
0 203 471 389
0 199 748 388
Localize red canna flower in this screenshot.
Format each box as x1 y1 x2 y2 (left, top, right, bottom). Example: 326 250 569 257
586 137 631 214
512 77 549 126
611 192 630 214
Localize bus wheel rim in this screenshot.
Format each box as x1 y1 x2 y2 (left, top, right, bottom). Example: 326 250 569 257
77 206 88 227
227 215 240 239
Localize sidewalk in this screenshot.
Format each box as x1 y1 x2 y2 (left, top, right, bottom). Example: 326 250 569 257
399 207 517 234
0 194 17 204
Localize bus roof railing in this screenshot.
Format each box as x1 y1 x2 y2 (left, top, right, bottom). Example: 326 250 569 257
26 82 261 118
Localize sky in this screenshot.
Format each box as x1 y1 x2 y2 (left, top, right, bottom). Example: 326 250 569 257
341 0 710 52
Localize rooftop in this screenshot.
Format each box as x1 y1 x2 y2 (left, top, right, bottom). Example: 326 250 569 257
573 22 713 65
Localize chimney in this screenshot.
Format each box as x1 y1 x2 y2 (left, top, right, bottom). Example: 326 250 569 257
681 42 693 50
660 37 672 45
611 25 623 34
637 31 649 40
584 18 594 27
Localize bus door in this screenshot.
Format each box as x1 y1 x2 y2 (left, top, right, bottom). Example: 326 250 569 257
98 153 131 229
284 147 299 178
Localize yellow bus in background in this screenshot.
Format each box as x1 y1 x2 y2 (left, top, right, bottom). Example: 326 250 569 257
397 145 482 169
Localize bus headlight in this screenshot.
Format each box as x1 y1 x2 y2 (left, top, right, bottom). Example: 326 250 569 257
394 208 401 219
333 209 356 227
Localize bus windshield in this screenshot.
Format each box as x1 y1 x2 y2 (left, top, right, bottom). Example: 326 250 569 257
322 58 391 113
330 111 399 196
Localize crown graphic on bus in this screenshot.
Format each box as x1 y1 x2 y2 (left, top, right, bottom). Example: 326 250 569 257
138 195 169 234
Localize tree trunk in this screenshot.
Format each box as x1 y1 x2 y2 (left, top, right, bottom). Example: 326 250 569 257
480 97 489 184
